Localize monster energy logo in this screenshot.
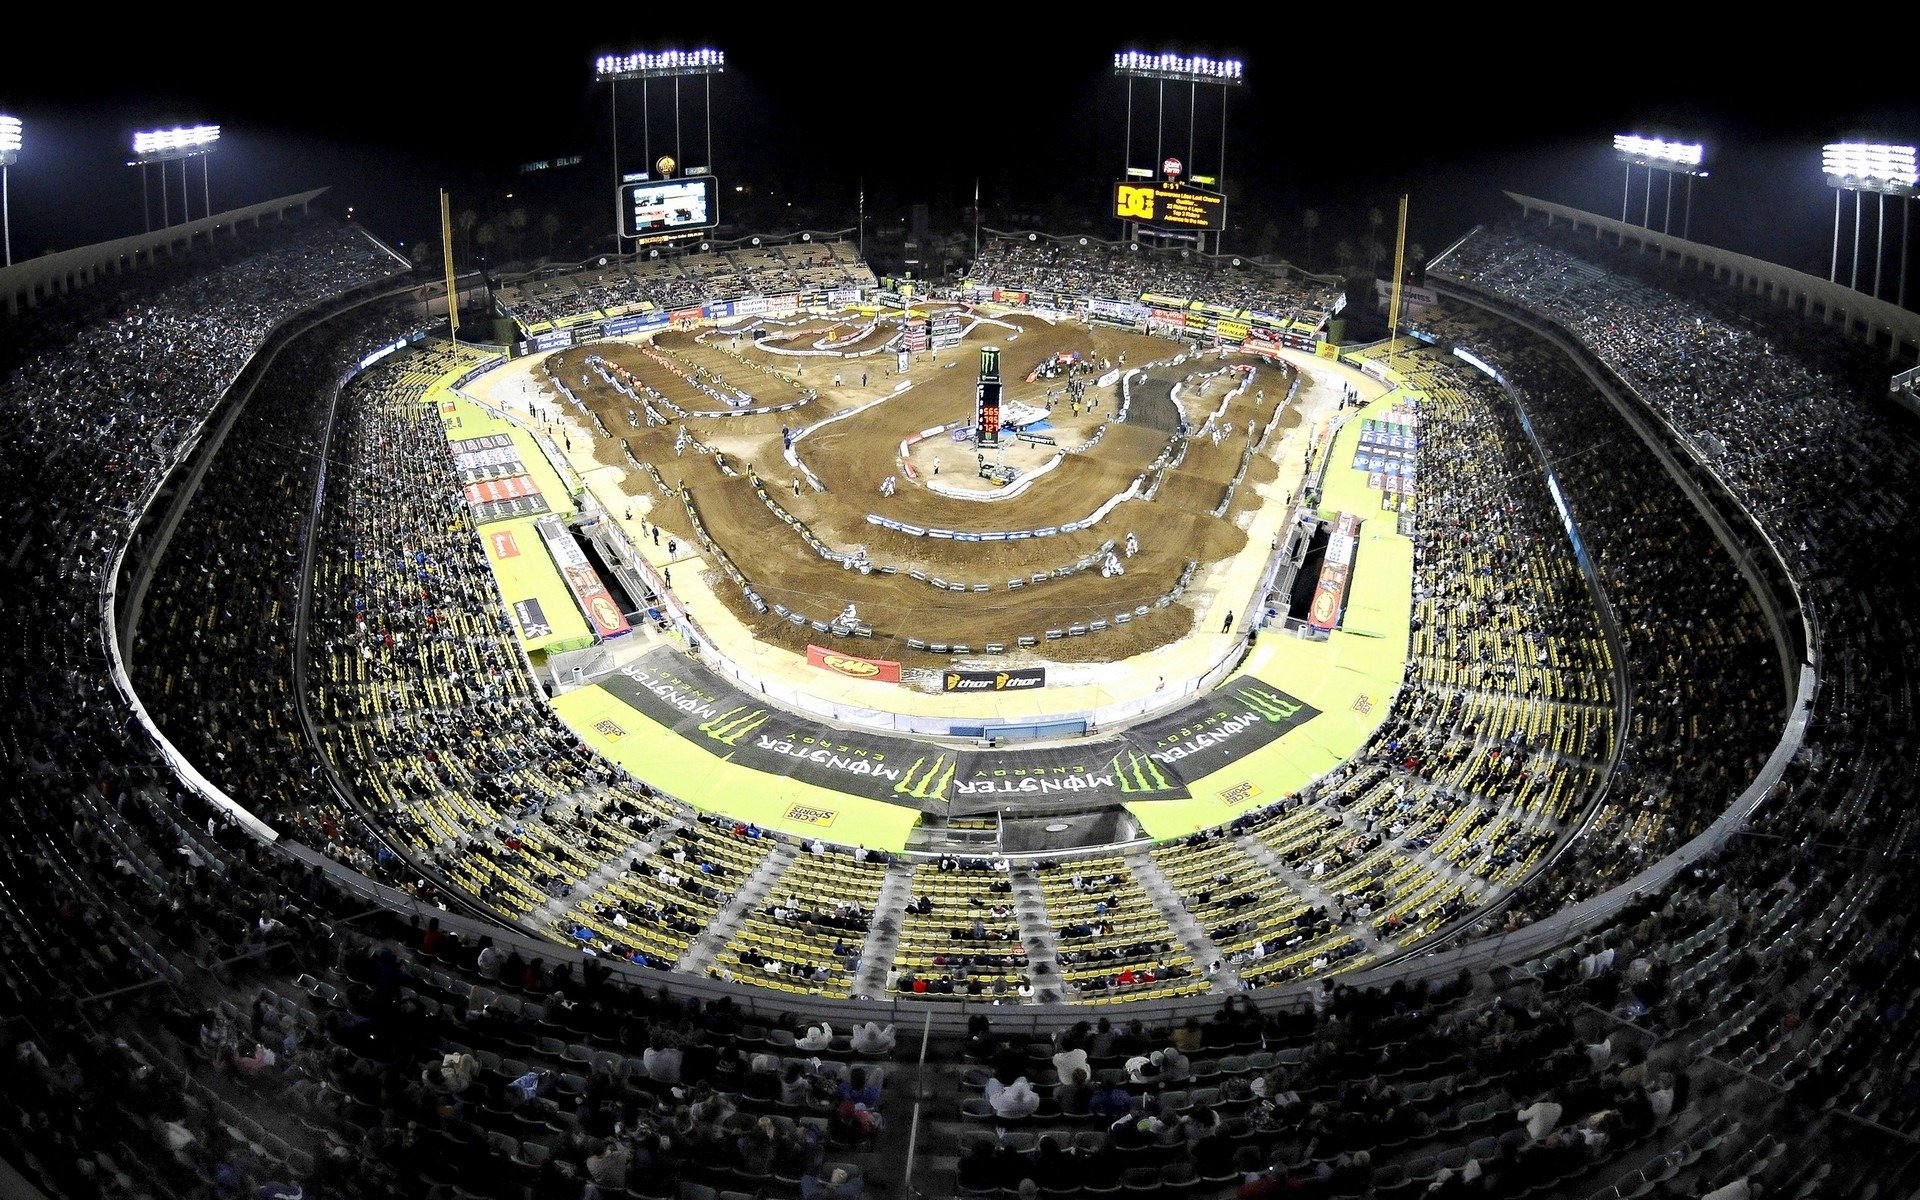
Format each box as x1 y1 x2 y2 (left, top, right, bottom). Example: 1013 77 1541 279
894 754 956 801
699 705 770 746
1236 683 1305 722
1112 748 1174 795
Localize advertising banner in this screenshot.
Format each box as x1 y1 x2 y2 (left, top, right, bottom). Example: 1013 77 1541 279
463 474 542 505
602 314 652 337
1308 512 1361 632
531 329 574 352
535 516 631 640
942 667 1046 693
602 650 1320 806
670 306 704 324
706 300 735 320
992 289 1030 306
511 598 553 639
807 644 902 684
1088 298 1151 324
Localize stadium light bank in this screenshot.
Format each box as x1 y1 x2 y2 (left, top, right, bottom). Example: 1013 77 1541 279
1613 134 1706 239
0 114 20 267
127 124 220 232
1823 142 1918 305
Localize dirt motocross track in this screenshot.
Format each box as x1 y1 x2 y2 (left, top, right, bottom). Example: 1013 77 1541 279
544 307 1296 668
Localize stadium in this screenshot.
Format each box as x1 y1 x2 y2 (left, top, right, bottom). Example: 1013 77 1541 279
2 29 1919 1200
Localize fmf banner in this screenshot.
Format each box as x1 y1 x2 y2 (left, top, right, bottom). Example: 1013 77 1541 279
1308 512 1361 632
535 516 631 640
807 644 902 684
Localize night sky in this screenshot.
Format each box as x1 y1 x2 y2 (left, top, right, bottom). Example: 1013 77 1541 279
4 23 1917 293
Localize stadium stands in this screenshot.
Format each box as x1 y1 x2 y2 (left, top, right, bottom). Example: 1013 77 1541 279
1 198 1919 1200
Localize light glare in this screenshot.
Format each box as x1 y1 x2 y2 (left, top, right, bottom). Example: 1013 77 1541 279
132 124 221 155
1823 142 1918 193
1114 50 1244 81
596 48 726 78
1613 134 1705 169
0 115 21 159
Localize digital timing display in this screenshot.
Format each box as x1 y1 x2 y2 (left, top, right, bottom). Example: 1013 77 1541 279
1112 181 1226 231
617 176 719 239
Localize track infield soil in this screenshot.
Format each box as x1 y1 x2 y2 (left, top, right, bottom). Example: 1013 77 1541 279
544 308 1297 669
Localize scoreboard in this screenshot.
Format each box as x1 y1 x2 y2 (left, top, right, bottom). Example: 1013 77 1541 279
1112 180 1226 231
617 175 719 240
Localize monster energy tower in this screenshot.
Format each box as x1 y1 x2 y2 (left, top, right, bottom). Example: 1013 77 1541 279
974 346 1001 448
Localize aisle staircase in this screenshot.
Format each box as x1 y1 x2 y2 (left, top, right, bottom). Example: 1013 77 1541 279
1123 845 1238 992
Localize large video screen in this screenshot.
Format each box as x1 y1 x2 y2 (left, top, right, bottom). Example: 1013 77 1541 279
617 176 719 239
1111 180 1225 231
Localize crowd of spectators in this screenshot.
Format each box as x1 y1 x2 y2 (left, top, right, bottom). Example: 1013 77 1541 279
4 206 1920 1200
967 232 1343 328
496 240 876 333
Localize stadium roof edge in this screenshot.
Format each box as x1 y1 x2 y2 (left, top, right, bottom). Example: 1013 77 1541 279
1503 191 1920 365
1 188 334 317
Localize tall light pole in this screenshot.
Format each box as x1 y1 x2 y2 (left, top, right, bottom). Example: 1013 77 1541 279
594 48 724 253
1612 135 1707 236
0 115 20 268
1823 142 1917 302
129 124 220 229
1114 51 1243 255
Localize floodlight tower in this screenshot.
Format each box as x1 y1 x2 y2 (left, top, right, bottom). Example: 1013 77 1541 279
1823 142 1918 306
593 48 725 248
129 125 219 231
1613 135 1708 238
1113 51 1244 255
0 115 20 268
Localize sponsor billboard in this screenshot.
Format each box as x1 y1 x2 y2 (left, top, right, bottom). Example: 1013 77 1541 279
601 313 655 337
806 644 902 684
1088 297 1151 324
601 649 1319 807
943 668 1046 693
463 474 542 505
511 598 553 639
531 329 574 352
535 516 631 640
1308 512 1360 632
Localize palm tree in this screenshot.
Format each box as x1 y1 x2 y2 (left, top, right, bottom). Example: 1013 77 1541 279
455 208 478 265
506 208 530 265
1365 238 1389 276
540 211 562 259
408 241 433 270
1300 208 1321 268
1334 239 1357 273
475 223 498 277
